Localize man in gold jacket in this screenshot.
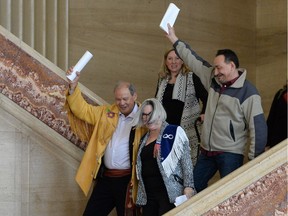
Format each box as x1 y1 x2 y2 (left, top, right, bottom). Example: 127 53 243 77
65 67 147 216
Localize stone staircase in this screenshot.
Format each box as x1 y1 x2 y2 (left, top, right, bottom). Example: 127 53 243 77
0 25 287 216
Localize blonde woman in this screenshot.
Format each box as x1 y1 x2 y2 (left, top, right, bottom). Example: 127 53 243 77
155 48 208 166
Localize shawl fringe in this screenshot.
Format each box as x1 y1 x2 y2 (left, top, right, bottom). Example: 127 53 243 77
161 126 185 178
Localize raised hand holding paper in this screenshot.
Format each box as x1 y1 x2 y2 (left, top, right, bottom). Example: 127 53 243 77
159 3 180 33
67 51 93 81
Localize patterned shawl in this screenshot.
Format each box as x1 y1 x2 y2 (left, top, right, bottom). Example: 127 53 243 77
156 72 201 166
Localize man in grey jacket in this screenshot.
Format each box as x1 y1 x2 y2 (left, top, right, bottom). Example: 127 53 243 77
165 24 267 192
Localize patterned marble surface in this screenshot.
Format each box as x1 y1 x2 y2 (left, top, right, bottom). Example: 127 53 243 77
203 163 288 216
0 34 97 150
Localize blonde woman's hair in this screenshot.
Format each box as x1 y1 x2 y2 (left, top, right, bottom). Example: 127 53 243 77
158 48 190 80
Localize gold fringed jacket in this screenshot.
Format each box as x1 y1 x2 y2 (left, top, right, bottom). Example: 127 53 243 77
65 86 147 202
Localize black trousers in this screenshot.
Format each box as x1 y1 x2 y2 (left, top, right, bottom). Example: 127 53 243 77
83 175 131 216
142 189 175 216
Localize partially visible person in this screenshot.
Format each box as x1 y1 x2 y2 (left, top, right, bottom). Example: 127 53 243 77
132 98 195 216
65 67 147 216
165 24 267 193
266 84 287 149
155 48 208 165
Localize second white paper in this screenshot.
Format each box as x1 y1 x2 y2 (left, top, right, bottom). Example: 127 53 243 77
160 3 180 34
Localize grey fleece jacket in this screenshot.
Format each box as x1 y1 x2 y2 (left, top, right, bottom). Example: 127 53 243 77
174 40 267 160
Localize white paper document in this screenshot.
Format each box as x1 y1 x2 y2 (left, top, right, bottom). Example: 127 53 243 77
174 194 188 206
67 51 93 81
159 3 180 33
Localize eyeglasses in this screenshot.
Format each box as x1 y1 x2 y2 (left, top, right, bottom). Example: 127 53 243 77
142 112 152 117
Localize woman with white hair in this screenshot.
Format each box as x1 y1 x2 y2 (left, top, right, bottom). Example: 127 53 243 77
132 98 196 215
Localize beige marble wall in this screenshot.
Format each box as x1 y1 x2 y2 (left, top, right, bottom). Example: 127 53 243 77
69 0 287 117
256 0 287 115
0 97 87 216
0 0 69 71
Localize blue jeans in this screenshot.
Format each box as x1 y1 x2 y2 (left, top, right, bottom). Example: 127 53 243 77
193 152 244 193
